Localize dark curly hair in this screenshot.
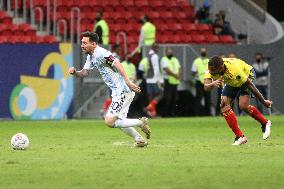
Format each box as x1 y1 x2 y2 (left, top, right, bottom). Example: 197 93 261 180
81 31 99 43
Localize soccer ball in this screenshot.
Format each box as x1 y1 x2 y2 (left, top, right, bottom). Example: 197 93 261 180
11 133 29 150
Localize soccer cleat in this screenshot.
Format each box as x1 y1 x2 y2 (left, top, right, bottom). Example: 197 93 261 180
139 117 151 139
134 140 148 147
262 120 272 140
232 136 248 146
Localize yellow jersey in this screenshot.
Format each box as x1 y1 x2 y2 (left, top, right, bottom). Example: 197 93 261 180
204 58 253 87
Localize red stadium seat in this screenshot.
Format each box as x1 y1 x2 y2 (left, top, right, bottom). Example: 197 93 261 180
80 24 93 32
146 12 159 20
120 0 135 7
81 18 93 25
157 35 168 43
113 13 126 24
219 35 236 43
111 24 123 33
18 24 32 31
10 36 21 44
183 23 198 35
127 17 138 25
26 29 37 36
114 6 126 13
156 24 168 33
44 35 58 43
1 16 13 24
159 11 173 20
125 5 140 13
81 5 93 13
196 24 212 35
19 36 32 43
0 11 8 19
191 35 206 44
57 5 70 13
0 36 8 43
134 1 149 7
104 6 115 13
151 1 163 9
14 29 25 36
183 34 193 43
127 37 137 44
206 35 220 43
128 43 137 52
1 29 13 36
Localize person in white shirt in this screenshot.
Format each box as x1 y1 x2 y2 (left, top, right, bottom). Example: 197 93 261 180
69 31 151 147
145 43 163 117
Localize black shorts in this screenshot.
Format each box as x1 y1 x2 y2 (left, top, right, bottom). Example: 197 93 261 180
221 69 255 100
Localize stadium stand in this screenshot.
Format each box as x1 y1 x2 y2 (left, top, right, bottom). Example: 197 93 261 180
0 0 236 47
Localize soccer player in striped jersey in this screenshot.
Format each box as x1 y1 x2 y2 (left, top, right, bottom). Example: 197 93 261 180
69 31 151 147
204 56 272 145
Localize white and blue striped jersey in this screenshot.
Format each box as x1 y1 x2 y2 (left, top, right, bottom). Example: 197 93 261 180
83 46 131 97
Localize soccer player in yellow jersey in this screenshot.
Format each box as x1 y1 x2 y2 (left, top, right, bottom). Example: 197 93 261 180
204 56 272 145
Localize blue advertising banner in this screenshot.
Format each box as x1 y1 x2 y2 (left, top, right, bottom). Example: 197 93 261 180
0 43 73 120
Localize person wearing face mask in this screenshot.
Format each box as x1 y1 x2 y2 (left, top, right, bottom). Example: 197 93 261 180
191 47 211 116
121 53 136 82
93 11 109 46
161 47 181 117
252 53 270 114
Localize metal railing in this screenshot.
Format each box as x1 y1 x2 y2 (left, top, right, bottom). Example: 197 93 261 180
46 0 50 34
56 18 67 42
52 0 56 35
0 0 4 9
32 6 44 32
70 7 81 44
23 0 33 24
116 31 127 55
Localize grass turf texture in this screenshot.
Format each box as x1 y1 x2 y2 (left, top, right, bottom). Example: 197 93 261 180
0 116 284 189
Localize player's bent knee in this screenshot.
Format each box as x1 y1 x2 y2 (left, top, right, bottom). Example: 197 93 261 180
104 119 115 128
239 103 249 110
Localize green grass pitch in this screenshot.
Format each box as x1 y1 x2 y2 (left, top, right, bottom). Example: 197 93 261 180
1 116 284 189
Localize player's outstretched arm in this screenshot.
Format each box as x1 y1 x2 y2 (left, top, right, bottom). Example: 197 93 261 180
245 78 272 108
204 78 223 91
113 60 141 93
68 67 89 78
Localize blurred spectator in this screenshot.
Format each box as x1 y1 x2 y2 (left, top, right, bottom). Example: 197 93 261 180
195 1 213 24
192 48 211 116
161 47 181 117
137 15 156 50
134 57 150 117
213 13 224 34
252 53 270 114
112 44 121 61
213 11 235 38
93 12 109 46
144 43 163 117
121 53 136 82
228 52 237 58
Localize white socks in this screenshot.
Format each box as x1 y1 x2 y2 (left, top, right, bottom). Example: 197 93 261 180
114 118 142 128
120 128 142 141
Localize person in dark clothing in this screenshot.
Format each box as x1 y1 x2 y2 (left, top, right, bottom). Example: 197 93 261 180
252 53 270 114
93 12 109 45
